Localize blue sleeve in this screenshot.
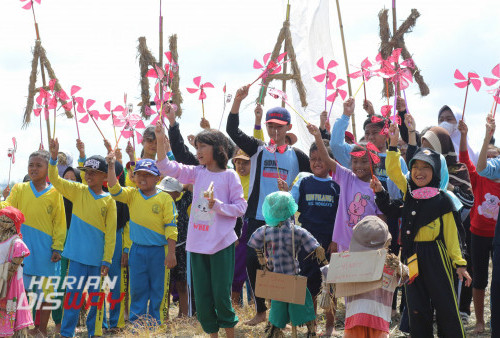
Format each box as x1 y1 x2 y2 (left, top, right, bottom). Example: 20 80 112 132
330 114 354 169
399 156 408 174
290 177 303 204
478 157 500 179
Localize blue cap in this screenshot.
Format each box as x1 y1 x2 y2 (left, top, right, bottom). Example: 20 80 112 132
134 159 160 176
265 107 291 125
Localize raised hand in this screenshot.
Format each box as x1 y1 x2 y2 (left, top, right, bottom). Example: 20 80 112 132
187 135 196 147
155 120 165 139
254 104 263 124
343 98 355 117
234 85 249 102
319 110 328 129
362 100 375 116
105 151 116 165
200 118 211 130
458 120 468 136
165 102 176 127
307 123 321 138
388 124 399 147
370 176 383 193
49 138 59 161
404 114 416 131
76 139 85 159
103 139 112 153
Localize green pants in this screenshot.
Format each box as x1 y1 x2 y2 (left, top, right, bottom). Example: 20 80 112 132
52 256 69 325
191 244 238 334
269 288 316 328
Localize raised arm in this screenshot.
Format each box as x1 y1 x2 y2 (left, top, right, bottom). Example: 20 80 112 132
307 123 337 173
227 85 261 157
477 114 495 174
386 124 408 195
166 105 200 165
253 104 265 142
329 98 355 168
48 138 80 201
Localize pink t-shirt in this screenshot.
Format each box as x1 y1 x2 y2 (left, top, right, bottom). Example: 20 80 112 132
332 164 382 251
157 159 247 254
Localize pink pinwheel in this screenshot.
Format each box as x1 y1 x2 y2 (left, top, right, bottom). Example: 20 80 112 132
484 64 500 117
250 52 288 87
20 0 41 10
314 57 338 110
74 97 106 139
6 137 17 187
349 57 378 101
187 76 214 119
454 69 482 120
350 142 380 177
326 79 347 120
267 87 309 124
113 104 146 150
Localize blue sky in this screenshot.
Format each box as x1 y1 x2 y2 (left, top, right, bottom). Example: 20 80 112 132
1 0 499 186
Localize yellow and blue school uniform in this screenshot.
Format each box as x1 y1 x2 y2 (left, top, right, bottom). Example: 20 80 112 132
1 181 66 293
48 159 117 337
109 183 177 325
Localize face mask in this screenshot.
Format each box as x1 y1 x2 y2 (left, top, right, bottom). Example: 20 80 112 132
439 121 457 135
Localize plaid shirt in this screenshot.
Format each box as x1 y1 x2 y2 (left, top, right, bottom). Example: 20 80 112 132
248 220 319 275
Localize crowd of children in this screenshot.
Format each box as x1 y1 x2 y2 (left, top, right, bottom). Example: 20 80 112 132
3 82 500 338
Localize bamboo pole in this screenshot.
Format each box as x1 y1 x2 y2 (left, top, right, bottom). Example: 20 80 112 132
281 3 291 109
335 0 356 139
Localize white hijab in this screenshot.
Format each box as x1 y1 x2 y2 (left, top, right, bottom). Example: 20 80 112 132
438 106 478 165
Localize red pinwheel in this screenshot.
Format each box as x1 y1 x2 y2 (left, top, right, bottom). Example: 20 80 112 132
371 105 401 135
20 0 41 10
7 137 17 187
454 69 482 120
250 52 288 87
484 64 500 117
350 142 380 177
314 57 338 110
187 76 214 119
326 79 347 120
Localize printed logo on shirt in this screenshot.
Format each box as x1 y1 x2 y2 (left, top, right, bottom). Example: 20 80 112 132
347 192 371 227
192 191 215 232
305 194 335 207
152 204 160 214
46 205 53 215
478 193 500 221
262 160 288 180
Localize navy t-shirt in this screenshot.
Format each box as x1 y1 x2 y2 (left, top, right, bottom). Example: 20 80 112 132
291 174 340 235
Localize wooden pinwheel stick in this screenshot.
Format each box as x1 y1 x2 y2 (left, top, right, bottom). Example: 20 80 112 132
89 114 106 140
72 98 81 140
159 0 163 66
335 0 355 139
362 73 367 101
461 79 470 121
493 89 499 119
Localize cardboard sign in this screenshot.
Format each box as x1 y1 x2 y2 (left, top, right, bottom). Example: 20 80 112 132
327 249 387 283
335 279 382 297
255 269 307 305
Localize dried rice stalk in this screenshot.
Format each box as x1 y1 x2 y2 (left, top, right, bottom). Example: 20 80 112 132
379 8 429 98
169 34 183 117
259 21 307 107
137 37 157 118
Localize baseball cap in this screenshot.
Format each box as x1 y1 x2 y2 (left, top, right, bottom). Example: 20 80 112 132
349 216 391 252
345 131 355 143
77 155 108 173
158 176 183 193
265 107 291 125
233 149 250 161
134 159 160 176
